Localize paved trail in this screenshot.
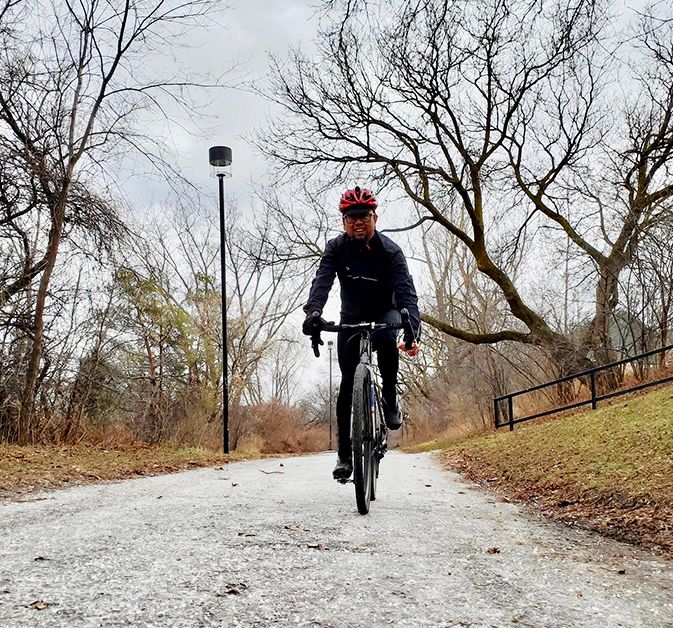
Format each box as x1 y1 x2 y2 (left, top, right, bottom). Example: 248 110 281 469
1 451 672 627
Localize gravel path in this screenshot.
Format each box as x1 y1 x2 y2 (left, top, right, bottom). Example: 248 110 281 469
1 451 672 627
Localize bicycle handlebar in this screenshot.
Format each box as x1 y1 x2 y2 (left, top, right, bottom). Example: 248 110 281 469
309 309 416 357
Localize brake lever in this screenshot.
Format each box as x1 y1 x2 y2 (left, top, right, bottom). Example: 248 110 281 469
311 333 321 357
310 311 323 357
400 308 416 350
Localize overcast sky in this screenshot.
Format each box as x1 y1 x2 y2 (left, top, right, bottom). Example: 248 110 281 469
122 0 320 212
124 0 648 215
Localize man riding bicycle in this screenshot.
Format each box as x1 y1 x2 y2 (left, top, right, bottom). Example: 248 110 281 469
302 186 421 480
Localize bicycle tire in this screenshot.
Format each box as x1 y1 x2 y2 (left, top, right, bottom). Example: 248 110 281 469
370 392 381 501
352 363 373 514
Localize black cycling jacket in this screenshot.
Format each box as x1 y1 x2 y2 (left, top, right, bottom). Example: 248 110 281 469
303 231 421 339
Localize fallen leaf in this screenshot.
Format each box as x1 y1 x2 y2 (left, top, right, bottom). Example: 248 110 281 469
487 547 501 554
29 600 50 610
217 582 248 596
237 531 256 537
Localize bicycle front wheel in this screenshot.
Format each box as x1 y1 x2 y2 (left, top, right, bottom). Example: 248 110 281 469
370 393 382 502
352 363 374 514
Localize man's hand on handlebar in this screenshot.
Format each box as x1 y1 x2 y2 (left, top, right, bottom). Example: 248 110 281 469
398 308 419 356
303 311 335 357
302 311 333 336
398 341 420 357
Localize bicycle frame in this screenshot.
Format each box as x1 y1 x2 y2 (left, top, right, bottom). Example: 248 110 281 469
352 329 382 457
308 309 416 513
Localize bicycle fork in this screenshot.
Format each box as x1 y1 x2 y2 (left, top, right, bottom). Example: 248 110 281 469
371 384 387 461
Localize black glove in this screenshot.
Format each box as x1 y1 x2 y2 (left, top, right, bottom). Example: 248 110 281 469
301 312 322 336
302 311 327 336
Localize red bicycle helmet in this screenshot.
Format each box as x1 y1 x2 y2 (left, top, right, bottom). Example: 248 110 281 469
339 186 378 213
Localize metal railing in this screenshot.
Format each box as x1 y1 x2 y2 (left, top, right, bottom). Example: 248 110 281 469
494 343 673 430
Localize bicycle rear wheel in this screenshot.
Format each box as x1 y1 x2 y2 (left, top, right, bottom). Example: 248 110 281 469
352 363 374 514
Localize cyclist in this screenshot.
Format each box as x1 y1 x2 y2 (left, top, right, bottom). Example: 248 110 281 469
302 186 421 480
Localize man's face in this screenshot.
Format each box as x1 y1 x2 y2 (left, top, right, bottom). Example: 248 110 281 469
343 210 377 239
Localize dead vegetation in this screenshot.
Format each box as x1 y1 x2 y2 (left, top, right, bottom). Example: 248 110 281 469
0 400 329 499
0 443 231 498
437 385 673 558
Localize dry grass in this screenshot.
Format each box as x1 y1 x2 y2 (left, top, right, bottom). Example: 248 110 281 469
402 393 488 447
435 384 673 557
0 444 237 498
253 403 329 454
0 404 330 499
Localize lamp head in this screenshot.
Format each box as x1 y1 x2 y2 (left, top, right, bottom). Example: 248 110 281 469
209 146 232 177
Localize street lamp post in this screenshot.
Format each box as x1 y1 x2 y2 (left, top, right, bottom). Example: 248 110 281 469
209 146 232 454
328 339 334 450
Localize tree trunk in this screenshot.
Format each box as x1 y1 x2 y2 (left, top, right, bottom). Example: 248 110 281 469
593 265 619 366
17 199 66 445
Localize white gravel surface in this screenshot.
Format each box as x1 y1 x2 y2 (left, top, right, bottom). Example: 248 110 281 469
1 450 672 627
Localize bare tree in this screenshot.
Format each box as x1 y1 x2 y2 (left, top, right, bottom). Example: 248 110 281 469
100 200 311 449
258 0 673 376
226 204 310 407
0 0 221 443
623 213 673 365
509 4 673 365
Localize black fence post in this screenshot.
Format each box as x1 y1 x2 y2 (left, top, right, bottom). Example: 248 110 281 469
508 396 514 431
590 371 597 410
494 398 500 428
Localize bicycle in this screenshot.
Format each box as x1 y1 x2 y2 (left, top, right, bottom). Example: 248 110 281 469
308 309 416 515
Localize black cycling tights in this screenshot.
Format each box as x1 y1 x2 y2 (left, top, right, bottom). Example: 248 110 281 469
336 318 399 460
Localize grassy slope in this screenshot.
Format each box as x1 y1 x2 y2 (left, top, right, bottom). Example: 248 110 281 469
429 385 673 557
